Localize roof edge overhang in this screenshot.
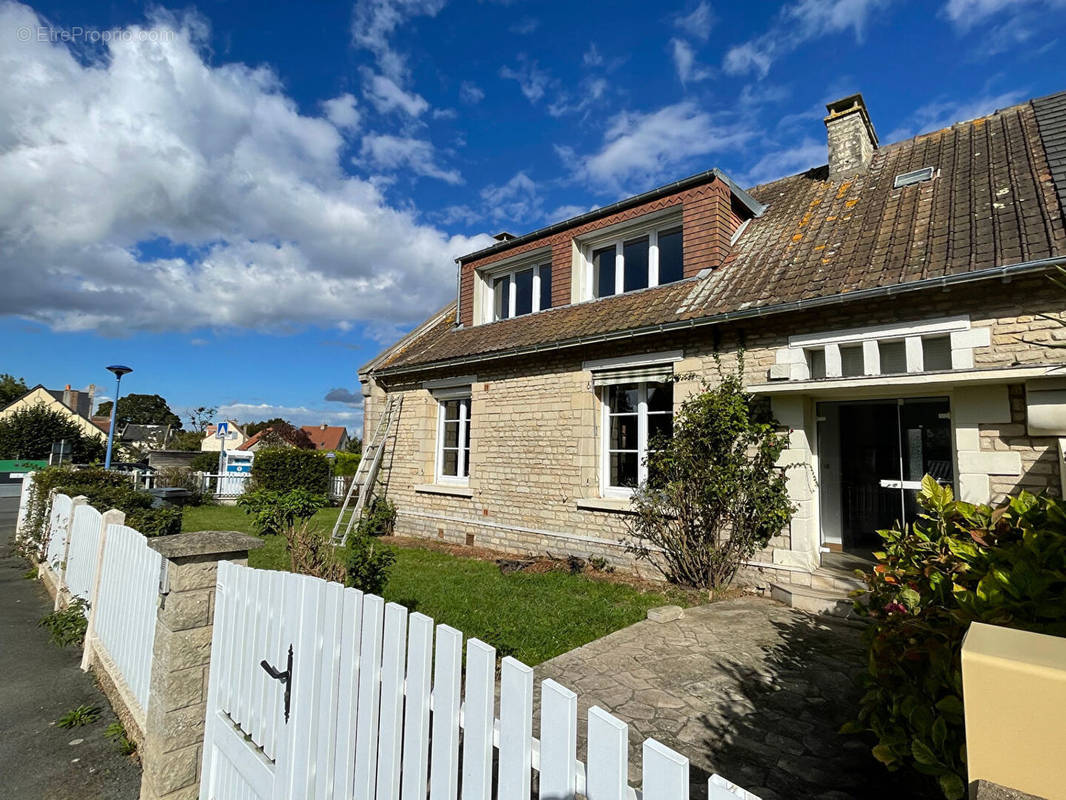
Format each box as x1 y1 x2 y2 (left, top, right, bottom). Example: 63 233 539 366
372 254 1066 380
455 167 767 265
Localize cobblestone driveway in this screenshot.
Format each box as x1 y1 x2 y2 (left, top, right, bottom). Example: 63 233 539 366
534 596 935 800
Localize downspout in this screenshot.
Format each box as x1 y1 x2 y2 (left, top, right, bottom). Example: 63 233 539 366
455 258 462 326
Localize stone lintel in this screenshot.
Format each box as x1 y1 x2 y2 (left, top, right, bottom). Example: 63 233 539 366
148 530 263 560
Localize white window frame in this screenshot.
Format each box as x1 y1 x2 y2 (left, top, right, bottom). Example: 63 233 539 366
578 210 684 301
472 246 553 325
599 381 673 498
491 262 551 321
434 387 471 485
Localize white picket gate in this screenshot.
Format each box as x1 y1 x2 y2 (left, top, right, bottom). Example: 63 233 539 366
94 523 163 713
201 561 756 800
45 492 74 568
64 503 104 604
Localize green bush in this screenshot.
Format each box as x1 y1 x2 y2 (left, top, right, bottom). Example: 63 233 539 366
19 467 183 555
0 403 105 463
626 366 793 589
237 488 328 537
343 533 396 595
849 477 1066 799
330 451 362 477
251 448 329 494
190 451 220 472
356 497 396 537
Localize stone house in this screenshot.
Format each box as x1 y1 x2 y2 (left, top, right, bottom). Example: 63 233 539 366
359 91 1066 597
0 383 107 444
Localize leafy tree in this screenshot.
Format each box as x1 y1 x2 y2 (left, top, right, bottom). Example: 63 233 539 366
95 393 181 428
190 451 220 472
254 422 314 450
0 403 105 462
251 447 329 493
244 417 290 436
626 365 794 590
0 373 28 406
186 406 217 434
344 435 363 455
167 429 205 451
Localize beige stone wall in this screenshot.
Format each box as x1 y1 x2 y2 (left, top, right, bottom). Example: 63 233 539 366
366 277 1066 580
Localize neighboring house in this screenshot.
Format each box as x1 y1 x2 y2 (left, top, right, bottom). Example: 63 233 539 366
200 421 250 452
360 91 1066 593
119 423 171 451
0 383 107 444
300 424 350 451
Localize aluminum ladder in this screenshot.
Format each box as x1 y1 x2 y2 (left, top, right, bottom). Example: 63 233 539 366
330 394 402 546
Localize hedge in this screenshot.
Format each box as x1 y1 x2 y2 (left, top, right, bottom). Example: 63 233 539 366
251 448 330 494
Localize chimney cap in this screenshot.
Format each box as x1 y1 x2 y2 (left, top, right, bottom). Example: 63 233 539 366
824 93 878 148
493 231 516 242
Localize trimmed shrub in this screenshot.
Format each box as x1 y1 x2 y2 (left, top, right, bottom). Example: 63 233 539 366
251 448 330 494
331 451 362 477
190 451 220 473
21 467 183 551
237 488 327 537
849 477 1066 799
343 533 395 595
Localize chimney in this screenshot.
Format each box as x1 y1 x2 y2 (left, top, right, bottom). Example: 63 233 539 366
321 423 328 430
824 93 878 180
63 384 72 410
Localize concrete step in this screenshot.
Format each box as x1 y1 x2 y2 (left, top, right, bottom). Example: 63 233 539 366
770 582 858 618
810 567 867 594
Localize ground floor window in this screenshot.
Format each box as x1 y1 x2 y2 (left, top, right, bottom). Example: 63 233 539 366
436 393 471 483
602 381 673 495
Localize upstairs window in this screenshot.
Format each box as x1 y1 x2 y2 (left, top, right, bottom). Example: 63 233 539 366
491 263 552 321
585 217 684 300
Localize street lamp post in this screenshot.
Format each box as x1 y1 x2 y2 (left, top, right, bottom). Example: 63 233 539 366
103 365 133 470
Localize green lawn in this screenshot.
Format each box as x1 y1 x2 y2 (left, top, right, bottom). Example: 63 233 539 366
182 503 687 664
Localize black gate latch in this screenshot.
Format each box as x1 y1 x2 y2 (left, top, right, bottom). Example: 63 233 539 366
260 645 293 723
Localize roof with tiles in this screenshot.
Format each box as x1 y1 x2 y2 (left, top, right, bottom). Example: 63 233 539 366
371 92 1066 376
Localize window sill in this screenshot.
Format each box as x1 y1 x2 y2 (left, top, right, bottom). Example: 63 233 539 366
415 483 474 498
575 497 637 514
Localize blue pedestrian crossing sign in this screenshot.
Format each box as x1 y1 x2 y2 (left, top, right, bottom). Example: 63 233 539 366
215 421 229 440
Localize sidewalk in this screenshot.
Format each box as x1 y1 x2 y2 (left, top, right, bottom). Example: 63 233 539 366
0 500 141 799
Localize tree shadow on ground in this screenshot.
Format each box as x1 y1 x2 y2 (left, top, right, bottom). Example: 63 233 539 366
687 612 939 800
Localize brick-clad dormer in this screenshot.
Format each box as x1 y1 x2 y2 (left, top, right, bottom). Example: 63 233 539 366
456 169 763 328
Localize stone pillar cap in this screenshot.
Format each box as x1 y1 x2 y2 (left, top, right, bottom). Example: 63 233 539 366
147 530 263 559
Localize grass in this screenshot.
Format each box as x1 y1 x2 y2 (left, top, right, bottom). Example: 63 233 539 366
182 503 689 665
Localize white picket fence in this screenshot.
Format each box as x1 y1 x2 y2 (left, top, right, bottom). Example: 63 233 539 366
201 560 756 800
38 490 161 720
199 472 252 499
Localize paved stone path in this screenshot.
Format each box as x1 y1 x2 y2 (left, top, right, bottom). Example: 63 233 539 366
534 596 936 800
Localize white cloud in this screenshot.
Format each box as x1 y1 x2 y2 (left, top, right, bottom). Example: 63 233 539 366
0 3 492 335
499 56 552 103
549 204 595 222
742 137 826 185
322 93 361 132
723 0 891 79
218 401 362 431
569 102 754 193
480 171 544 224
885 89 1029 141
674 1 715 39
547 77 608 117
351 0 446 80
583 43 604 66
459 80 485 104
943 0 1065 26
509 16 540 34
362 70 429 116
360 134 463 183
670 39 711 84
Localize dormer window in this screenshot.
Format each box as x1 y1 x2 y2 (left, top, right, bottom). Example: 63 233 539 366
472 247 553 325
578 211 685 301
492 263 552 321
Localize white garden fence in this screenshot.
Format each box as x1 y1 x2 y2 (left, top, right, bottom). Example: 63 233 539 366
37 491 162 722
201 560 756 800
199 472 252 499
93 523 162 713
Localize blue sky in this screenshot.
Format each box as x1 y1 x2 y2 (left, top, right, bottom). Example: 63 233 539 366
1 0 1064 435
